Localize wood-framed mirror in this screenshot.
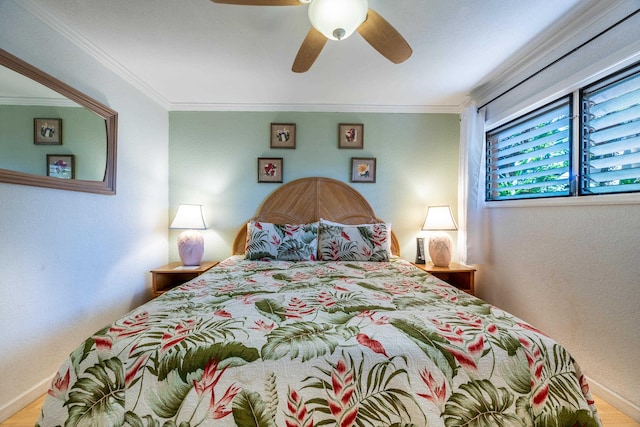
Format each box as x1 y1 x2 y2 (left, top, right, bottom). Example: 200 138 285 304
0 48 117 195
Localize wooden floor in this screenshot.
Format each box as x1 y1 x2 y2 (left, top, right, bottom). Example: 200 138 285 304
0 394 45 427
0 393 637 426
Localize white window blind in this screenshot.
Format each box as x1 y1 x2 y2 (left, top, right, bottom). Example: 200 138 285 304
486 97 572 201
581 63 640 195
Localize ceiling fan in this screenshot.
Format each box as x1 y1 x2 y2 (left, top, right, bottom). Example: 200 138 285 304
210 0 413 73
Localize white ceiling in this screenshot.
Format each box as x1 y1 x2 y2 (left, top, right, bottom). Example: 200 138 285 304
23 0 592 112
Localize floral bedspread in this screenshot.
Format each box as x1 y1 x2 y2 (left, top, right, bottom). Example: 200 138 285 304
38 257 601 427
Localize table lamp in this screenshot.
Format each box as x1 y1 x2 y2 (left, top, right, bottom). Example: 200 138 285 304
169 204 207 266
422 205 458 267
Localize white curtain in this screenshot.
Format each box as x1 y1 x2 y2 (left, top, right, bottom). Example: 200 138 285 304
457 103 488 265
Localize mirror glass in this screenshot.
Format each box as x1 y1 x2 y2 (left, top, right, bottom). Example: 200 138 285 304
0 49 117 194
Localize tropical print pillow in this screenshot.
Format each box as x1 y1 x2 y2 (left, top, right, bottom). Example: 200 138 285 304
320 218 392 256
246 221 318 261
318 222 390 261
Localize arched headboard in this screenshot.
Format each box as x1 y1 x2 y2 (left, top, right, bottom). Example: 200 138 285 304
233 177 399 256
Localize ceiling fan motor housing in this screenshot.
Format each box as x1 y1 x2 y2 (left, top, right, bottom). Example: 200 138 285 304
308 0 368 40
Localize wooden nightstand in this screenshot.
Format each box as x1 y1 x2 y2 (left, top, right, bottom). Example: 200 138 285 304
150 261 217 298
413 262 476 295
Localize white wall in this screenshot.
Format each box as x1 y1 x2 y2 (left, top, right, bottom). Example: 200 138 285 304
0 1 169 421
477 204 640 418
470 1 640 419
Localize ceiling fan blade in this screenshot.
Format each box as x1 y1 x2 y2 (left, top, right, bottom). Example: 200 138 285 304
292 27 327 73
211 0 301 5
357 9 412 64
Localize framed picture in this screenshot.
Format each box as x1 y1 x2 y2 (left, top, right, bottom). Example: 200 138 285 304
47 154 75 179
338 123 364 149
271 123 296 149
34 118 62 145
258 157 283 183
350 157 376 183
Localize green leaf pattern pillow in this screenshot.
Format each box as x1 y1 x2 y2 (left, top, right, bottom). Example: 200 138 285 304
246 221 318 261
318 222 390 261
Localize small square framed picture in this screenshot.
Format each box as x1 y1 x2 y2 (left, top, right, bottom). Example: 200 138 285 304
47 154 75 179
350 157 376 183
338 123 363 149
34 118 62 145
270 123 296 149
258 158 283 183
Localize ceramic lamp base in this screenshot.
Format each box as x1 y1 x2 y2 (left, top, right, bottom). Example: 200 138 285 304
177 230 204 266
428 232 453 267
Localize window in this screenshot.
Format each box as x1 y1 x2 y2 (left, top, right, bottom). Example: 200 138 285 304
486 97 572 201
486 61 640 201
581 63 640 195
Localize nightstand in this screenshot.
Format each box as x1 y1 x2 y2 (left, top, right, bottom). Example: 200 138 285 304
150 261 217 298
413 262 476 295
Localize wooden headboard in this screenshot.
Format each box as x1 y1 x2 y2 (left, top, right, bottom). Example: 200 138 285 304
233 177 399 256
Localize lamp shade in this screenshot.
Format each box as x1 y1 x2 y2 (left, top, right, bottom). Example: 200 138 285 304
170 204 207 266
308 0 368 41
422 205 458 231
170 204 207 230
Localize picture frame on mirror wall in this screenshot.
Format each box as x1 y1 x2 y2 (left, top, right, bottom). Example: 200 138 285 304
270 123 296 149
258 157 283 183
34 118 62 145
338 123 363 149
350 157 376 183
47 154 74 179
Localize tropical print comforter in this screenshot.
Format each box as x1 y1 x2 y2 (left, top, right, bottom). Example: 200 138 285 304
38 257 601 427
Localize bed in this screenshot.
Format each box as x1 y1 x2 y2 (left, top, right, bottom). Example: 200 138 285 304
37 177 601 427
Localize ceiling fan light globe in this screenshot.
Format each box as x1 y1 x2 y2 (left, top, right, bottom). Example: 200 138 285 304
308 0 368 41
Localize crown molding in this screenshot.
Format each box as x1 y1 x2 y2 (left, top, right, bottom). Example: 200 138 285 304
168 102 463 114
0 96 78 107
470 0 631 104
14 0 171 109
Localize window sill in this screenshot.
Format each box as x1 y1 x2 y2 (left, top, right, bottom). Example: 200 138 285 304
484 192 640 208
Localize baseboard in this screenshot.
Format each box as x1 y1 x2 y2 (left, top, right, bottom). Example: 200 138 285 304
587 376 640 422
0 375 53 423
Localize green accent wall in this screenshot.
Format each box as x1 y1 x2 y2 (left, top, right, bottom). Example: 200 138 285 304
169 111 460 262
